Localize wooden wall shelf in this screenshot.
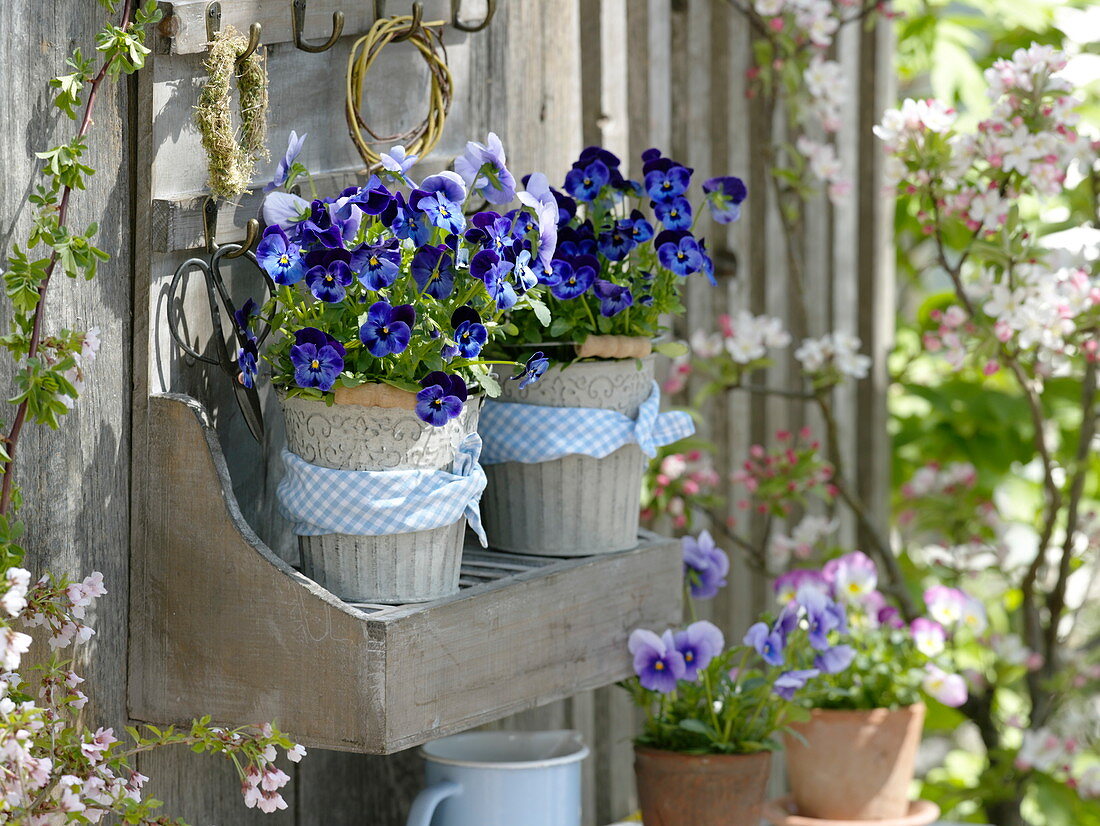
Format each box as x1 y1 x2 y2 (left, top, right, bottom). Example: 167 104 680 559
128 393 682 754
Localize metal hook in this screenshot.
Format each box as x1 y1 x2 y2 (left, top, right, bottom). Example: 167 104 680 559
236 23 263 66
206 3 263 68
391 2 424 41
451 0 496 32
291 0 345 53
203 198 259 258
224 219 261 259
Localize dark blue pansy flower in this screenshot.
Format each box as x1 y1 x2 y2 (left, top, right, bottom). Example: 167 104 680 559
550 262 596 300
415 371 468 426
256 226 306 286
656 231 704 276
305 260 353 303
451 306 488 358
541 258 573 288
233 298 259 342
576 145 622 171
289 329 345 391
638 293 654 307
654 196 693 230
698 239 717 286
627 210 655 243
359 301 415 357
507 208 539 237
702 176 748 224
512 351 548 389
294 326 347 354
597 223 636 261
645 165 692 203
352 183 396 217
483 215 525 257
564 160 610 202
556 226 598 259
304 242 351 269
411 245 457 300
265 130 307 193
593 280 633 317
470 249 518 310
351 241 401 291
553 189 577 226
410 189 465 235
236 339 258 389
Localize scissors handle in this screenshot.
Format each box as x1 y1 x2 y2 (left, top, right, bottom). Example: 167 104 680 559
210 244 276 349
166 257 224 367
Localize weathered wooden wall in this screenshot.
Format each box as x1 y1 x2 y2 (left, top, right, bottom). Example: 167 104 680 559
0 0 891 824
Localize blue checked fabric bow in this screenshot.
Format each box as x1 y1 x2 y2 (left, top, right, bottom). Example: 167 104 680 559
277 433 488 545
479 381 695 465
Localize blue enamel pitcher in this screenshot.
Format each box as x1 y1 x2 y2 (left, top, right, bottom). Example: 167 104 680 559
406 730 589 826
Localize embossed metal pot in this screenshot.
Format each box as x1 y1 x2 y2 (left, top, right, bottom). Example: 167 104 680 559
280 393 481 604
480 356 653 556
634 746 772 826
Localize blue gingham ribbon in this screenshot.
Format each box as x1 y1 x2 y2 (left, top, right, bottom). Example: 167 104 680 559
277 433 488 546
479 381 695 465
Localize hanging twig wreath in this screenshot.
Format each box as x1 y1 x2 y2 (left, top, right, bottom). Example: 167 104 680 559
196 26 270 200
345 13 453 169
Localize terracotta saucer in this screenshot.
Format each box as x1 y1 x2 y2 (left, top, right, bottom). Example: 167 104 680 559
763 797 941 826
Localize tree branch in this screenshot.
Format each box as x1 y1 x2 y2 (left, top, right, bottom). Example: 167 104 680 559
0 0 135 516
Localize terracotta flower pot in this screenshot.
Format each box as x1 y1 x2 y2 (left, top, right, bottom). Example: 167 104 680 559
634 746 772 826
784 704 925 821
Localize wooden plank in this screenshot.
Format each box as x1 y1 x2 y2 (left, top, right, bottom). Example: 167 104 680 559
0 0 134 760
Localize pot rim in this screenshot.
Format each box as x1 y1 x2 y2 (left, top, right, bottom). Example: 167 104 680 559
801 701 926 720
420 730 589 770
634 744 774 761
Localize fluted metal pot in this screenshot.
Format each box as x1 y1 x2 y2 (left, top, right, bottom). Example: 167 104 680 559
480 356 653 556
280 394 480 603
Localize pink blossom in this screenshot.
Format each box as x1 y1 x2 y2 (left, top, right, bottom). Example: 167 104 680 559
922 665 968 707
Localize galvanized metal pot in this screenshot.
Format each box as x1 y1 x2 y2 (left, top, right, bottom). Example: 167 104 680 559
783 703 926 821
634 746 772 826
481 356 654 556
280 393 481 604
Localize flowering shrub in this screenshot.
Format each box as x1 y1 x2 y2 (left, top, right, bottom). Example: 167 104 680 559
255 135 552 425
640 447 723 531
505 147 746 352
623 533 852 754
729 0 895 211
1 572 304 821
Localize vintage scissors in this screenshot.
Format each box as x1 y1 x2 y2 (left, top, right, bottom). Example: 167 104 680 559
167 236 274 442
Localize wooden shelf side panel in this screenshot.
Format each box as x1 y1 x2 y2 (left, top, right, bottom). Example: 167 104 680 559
129 393 385 751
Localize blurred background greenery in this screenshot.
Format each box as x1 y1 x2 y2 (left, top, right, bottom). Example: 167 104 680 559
890 2 1100 822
